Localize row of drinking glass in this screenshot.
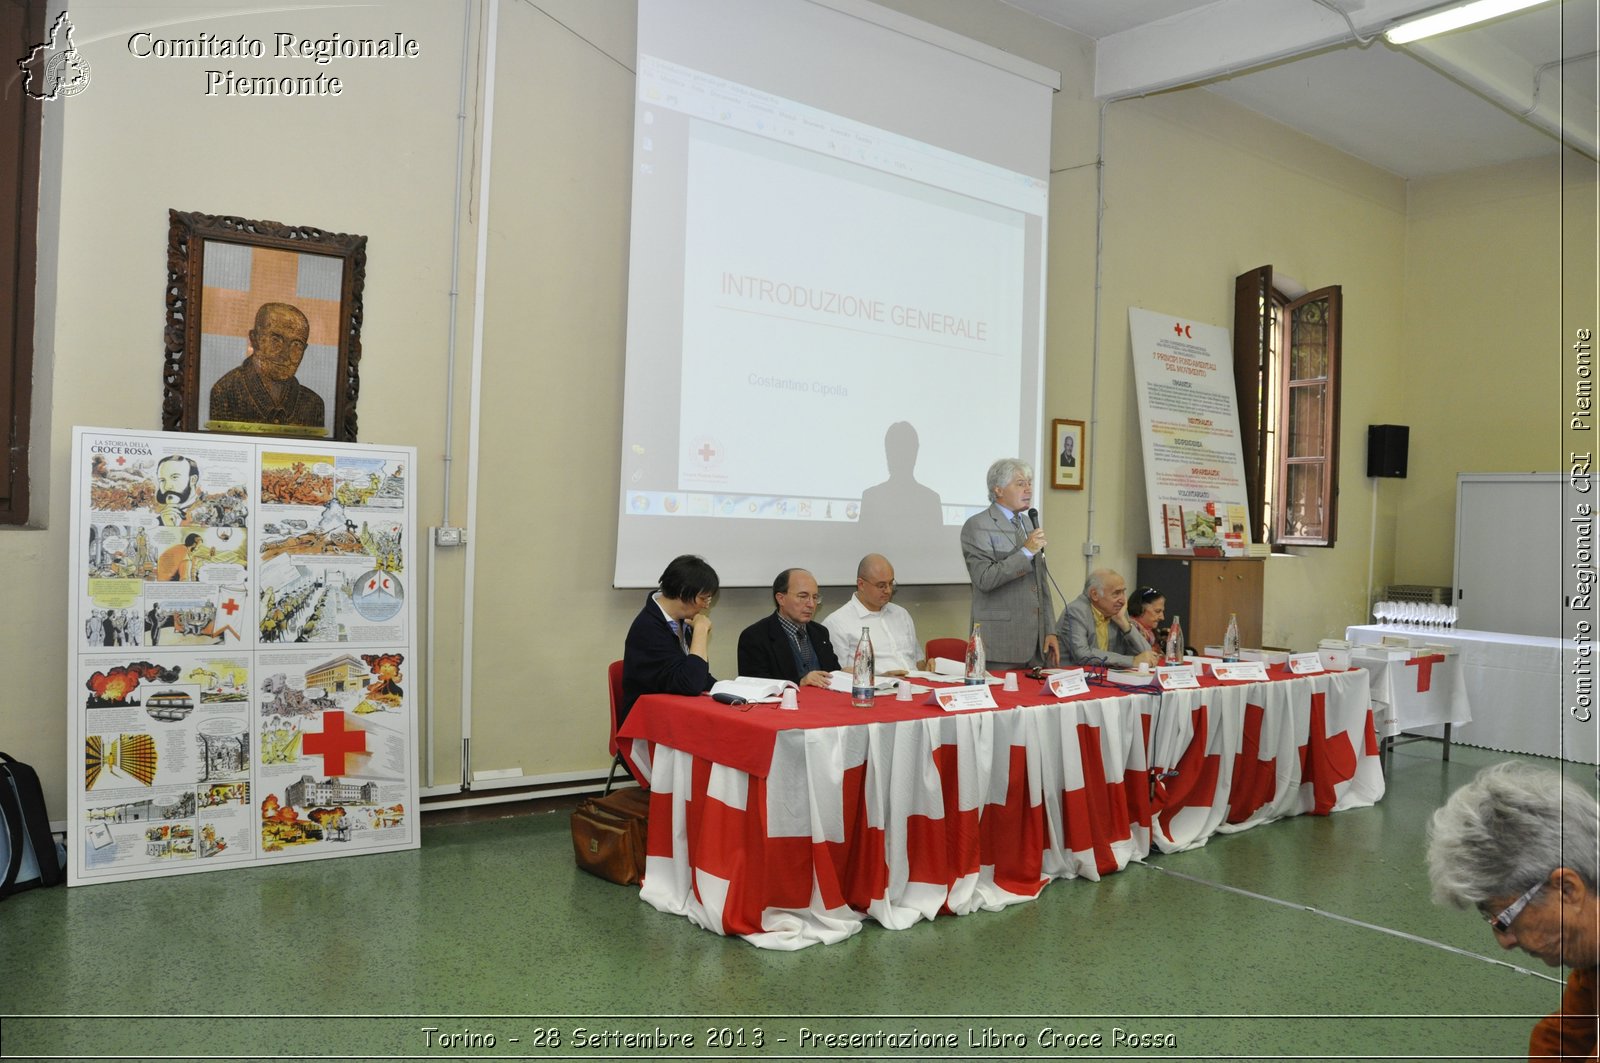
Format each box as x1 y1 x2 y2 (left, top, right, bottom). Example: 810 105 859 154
1374 600 1457 627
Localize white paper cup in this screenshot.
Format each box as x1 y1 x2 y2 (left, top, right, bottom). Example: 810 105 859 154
1002 672 1019 691
779 687 799 709
896 679 912 702
1138 662 1150 674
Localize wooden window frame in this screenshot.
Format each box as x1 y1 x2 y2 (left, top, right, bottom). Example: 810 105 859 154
1233 266 1342 548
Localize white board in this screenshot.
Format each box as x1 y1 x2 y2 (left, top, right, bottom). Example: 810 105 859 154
1452 473 1564 638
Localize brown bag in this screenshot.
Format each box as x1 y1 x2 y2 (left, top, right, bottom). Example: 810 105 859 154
570 786 650 886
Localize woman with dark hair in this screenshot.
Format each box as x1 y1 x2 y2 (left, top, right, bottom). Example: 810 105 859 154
1128 586 1166 648
619 554 719 729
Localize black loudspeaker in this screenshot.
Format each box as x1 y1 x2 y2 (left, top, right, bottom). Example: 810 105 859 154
1367 424 1409 478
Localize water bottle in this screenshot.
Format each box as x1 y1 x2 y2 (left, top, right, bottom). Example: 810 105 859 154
1164 614 1184 666
1221 612 1240 662
851 627 876 707
965 623 986 686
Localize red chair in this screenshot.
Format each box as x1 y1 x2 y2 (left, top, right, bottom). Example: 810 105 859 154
605 659 626 794
924 637 967 666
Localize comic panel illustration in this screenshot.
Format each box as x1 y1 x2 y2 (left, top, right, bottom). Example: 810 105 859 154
78 652 255 873
257 450 407 645
255 647 411 856
85 435 251 530
81 433 255 647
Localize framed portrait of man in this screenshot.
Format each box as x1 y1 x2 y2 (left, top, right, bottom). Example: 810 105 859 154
163 210 367 441
1051 418 1085 490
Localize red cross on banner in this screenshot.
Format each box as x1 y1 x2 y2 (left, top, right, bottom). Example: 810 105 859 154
302 711 366 776
1404 653 1445 693
221 597 240 616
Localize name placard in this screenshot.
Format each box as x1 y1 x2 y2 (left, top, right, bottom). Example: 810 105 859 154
929 685 998 712
1156 665 1200 690
1212 661 1270 682
1046 669 1089 698
1289 653 1326 674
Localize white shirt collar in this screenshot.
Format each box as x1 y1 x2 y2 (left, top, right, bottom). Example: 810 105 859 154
651 592 680 626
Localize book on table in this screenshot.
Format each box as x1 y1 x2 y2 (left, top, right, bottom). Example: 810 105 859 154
709 677 798 703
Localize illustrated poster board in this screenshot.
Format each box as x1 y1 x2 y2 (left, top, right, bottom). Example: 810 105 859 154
68 426 418 886
1128 308 1253 555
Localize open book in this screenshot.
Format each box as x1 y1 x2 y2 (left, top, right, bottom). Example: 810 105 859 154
709 677 798 703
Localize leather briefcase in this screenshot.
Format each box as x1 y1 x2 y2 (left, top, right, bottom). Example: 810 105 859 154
570 786 649 886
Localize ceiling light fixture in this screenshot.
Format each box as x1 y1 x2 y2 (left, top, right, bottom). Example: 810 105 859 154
1384 0 1556 45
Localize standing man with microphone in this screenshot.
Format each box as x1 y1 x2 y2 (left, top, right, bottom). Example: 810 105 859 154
959 458 1059 674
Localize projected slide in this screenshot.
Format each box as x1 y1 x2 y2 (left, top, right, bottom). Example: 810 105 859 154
679 122 1024 505
617 0 1052 586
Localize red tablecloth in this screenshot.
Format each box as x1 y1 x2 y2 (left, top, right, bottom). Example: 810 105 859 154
621 669 1381 949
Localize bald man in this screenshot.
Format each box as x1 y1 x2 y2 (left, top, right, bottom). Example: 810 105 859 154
738 568 841 688
1059 568 1159 669
209 302 325 431
822 553 921 675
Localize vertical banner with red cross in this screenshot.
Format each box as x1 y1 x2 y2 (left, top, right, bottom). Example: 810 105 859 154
1128 308 1254 556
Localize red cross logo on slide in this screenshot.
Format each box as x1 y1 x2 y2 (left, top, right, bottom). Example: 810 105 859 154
302 711 366 776
698 442 717 462
1404 653 1445 692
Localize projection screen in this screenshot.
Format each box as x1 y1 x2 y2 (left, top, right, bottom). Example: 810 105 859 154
616 0 1056 587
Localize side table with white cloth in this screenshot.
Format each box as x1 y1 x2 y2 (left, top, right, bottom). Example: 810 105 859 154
1346 624 1595 764
1345 642 1471 765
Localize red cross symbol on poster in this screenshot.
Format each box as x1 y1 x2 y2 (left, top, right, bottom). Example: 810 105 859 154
302 711 367 776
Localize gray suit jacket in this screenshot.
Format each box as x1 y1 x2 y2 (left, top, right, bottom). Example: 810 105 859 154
1059 592 1152 668
959 504 1053 666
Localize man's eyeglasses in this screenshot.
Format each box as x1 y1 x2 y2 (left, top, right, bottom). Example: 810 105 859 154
1482 878 1546 933
693 591 716 606
861 579 896 592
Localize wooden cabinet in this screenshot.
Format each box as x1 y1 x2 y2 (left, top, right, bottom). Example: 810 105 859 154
1135 555 1264 652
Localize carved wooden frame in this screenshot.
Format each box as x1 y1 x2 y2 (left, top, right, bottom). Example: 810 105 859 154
163 209 367 441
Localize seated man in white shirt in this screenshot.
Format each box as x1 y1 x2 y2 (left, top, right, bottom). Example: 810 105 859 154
822 553 921 675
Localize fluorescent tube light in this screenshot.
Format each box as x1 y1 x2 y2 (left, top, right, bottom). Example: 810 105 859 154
1384 0 1555 44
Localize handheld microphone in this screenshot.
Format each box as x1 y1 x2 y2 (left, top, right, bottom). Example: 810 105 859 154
1027 508 1042 551
711 692 748 706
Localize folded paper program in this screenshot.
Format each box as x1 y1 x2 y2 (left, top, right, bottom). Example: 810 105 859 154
825 671 898 694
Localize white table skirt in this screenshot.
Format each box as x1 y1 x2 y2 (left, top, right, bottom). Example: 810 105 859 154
1346 625 1596 763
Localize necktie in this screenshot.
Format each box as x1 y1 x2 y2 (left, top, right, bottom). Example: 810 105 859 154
795 627 818 674
670 619 688 653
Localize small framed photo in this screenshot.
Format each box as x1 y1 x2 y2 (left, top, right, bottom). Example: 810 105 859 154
162 209 367 441
1051 418 1085 490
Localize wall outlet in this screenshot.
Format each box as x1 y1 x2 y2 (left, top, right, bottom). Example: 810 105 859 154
434 526 466 546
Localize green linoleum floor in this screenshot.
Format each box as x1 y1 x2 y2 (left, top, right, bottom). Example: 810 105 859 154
0 741 1585 1062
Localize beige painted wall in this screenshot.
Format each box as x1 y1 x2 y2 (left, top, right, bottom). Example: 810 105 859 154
6 0 1585 817
1097 91 1409 652
6 0 473 810
1396 155 1595 587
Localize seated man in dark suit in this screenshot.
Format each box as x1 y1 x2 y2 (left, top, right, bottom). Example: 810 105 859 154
619 554 719 729
737 568 840 688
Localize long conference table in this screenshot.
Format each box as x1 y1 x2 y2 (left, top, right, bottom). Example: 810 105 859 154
617 667 1384 950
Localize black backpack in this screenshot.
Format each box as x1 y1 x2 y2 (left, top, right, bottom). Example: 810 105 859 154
1 751 64 897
